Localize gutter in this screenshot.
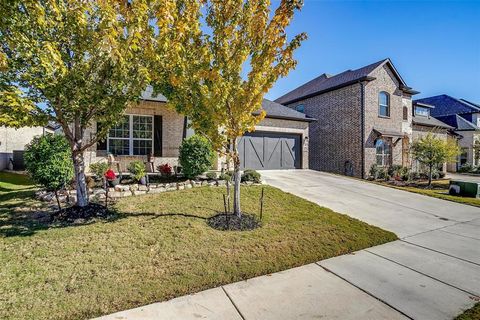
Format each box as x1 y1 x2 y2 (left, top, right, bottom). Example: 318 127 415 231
279 76 376 105
360 81 366 179
259 114 317 122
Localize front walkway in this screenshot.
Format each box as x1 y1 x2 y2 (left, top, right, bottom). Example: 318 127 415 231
95 170 480 320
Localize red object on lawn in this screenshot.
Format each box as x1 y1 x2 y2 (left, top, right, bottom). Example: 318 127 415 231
104 169 116 181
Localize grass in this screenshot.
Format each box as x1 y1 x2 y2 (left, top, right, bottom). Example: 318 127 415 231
455 303 480 320
376 179 480 208
0 172 396 320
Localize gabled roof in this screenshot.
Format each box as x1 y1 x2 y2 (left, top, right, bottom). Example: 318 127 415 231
255 99 316 122
412 115 453 129
275 58 417 105
435 114 480 131
414 95 480 117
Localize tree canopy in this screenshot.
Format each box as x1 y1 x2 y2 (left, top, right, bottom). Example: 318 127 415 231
0 0 155 206
152 0 306 215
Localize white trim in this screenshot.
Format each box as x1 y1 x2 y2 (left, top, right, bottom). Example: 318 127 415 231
107 114 154 156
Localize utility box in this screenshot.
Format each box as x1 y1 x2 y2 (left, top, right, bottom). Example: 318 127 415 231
449 180 480 198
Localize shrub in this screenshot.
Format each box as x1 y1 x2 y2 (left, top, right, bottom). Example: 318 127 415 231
179 135 215 179
158 163 173 176
24 134 73 209
89 162 109 180
241 169 261 183
219 172 232 181
206 171 217 180
127 161 146 182
369 164 379 180
376 167 390 181
458 163 474 173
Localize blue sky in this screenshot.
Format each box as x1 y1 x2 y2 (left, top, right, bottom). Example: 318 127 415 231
265 0 480 103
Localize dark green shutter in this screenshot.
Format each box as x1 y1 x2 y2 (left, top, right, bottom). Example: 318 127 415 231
154 115 162 157
97 122 107 151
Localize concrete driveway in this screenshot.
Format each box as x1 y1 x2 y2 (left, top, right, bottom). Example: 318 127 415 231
260 170 480 319
96 170 479 320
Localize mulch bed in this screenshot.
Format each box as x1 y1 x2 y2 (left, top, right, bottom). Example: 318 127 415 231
53 203 114 223
207 213 261 231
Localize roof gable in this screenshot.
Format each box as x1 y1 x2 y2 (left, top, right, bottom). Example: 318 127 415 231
415 95 480 117
435 114 480 131
275 58 415 105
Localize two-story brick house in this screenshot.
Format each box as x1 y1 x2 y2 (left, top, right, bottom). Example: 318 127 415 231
276 58 452 178
415 95 480 168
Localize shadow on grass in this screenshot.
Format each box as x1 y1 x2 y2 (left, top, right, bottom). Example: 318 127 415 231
0 198 210 238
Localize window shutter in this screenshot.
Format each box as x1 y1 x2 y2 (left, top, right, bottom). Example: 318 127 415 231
96 122 107 151
154 115 163 157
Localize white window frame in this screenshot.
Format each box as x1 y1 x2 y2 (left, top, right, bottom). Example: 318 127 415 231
107 114 154 156
378 91 390 117
415 106 430 117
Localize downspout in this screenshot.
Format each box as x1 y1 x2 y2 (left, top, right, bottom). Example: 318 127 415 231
360 81 366 179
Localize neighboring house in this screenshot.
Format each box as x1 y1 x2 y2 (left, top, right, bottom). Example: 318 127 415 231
414 94 480 168
410 101 454 172
275 58 453 178
85 87 314 172
0 124 56 170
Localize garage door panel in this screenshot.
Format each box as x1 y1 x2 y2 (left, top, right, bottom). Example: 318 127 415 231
240 132 301 170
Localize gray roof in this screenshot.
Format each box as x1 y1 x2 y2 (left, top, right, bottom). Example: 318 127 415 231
275 58 417 105
412 115 453 129
255 99 315 122
455 115 480 131
140 86 168 102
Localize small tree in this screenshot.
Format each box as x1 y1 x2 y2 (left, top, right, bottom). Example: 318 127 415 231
153 0 306 216
411 133 460 186
24 134 74 210
179 135 215 179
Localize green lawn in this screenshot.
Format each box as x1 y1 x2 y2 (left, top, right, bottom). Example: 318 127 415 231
455 303 480 320
376 179 480 208
0 171 396 320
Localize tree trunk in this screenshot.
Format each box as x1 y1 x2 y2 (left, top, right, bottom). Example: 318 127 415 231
73 151 89 207
54 190 61 211
232 139 241 217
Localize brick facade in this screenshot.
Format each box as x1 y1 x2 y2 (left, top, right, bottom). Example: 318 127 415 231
363 65 413 177
286 84 363 176
86 100 310 172
283 62 426 178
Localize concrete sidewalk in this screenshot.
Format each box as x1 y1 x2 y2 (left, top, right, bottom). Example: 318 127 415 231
95 170 480 320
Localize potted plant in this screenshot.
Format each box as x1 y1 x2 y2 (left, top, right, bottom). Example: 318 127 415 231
158 163 173 177
105 169 119 187
128 160 147 185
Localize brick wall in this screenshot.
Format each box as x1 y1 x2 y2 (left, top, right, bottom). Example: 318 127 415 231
286 83 363 176
364 65 412 176
84 100 185 172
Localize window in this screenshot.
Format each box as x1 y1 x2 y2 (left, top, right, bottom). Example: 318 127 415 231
108 115 153 156
403 106 408 121
295 104 305 113
415 106 430 117
378 92 390 117
375 138 391 166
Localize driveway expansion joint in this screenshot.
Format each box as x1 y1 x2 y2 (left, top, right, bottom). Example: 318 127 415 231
400 239 480 267
221 286 246 320
364 249 480 298
314 262 414 320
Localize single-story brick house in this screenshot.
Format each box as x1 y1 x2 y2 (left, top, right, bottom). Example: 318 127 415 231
85 87 315 173
275 58 454 178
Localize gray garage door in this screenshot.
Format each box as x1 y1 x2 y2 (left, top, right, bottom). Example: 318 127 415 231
238 132 301 170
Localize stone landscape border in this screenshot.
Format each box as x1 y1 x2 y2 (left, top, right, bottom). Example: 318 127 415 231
36 179 260 204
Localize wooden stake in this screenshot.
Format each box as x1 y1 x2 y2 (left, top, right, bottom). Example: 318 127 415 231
260 187 264 220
